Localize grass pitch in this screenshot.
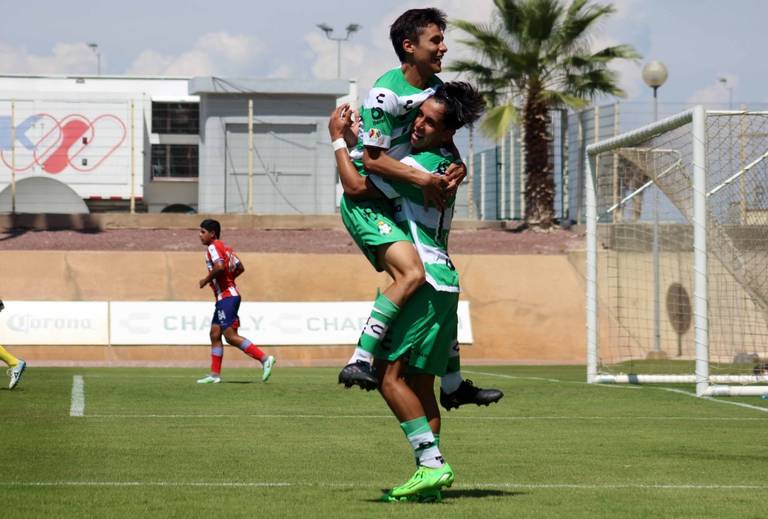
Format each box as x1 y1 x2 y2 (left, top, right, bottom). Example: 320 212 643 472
2 366 767 518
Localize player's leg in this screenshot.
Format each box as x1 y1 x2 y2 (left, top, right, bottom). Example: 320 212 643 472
337 196 422 390
373 288 453 502
0 345 26 390
439 340 504 411
220 297 275 382
197 324 223 384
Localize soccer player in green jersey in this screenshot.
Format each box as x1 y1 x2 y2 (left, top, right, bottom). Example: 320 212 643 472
336 7 502 411
335 81 486 501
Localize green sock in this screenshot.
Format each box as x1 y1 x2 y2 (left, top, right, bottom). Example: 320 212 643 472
357 293 400 354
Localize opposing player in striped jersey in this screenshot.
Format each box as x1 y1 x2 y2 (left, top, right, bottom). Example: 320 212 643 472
196 219 275 384
335 82 487 501
336 8 502 411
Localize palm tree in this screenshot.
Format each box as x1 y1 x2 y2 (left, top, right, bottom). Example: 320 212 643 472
449 0 639 228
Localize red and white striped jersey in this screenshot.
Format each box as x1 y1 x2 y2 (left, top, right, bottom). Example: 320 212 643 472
204 239 241 301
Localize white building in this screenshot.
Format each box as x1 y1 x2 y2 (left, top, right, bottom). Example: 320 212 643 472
0 74 354 214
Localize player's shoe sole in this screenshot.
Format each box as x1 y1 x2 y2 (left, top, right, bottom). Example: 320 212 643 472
440 379 503 411
380 488 442 503
338 361 378 391
8 359 26 390
262 356 276 382
388 463 454 499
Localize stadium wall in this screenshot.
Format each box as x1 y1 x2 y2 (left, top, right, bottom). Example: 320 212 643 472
0 251 585 366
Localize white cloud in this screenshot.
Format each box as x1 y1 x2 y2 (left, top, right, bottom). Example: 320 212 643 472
0 41 99 75
127 32 264 76
687 74 738 107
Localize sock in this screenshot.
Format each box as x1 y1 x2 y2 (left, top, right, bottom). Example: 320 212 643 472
440 341 462 394
349 293 399 364
239 339 266 363
211 347 223 376
400 417 445 469
0 345 19 367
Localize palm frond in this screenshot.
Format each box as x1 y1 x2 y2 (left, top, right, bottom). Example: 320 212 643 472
480 103 519 141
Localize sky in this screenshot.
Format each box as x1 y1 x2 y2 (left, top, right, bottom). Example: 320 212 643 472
1 0 766 108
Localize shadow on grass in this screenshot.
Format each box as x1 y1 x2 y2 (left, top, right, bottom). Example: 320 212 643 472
368 487 523 503
223 380 256 384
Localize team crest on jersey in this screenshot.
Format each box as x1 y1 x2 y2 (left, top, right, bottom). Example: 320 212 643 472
377 220 392 235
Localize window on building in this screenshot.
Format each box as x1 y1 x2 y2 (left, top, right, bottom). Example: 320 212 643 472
151 144 198 179
152 102 199 134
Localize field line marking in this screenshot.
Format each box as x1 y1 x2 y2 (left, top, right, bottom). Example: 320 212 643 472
70 375 85 417
2 480 767 490
81 413 767 421
657 387 768 414
463 369 640 389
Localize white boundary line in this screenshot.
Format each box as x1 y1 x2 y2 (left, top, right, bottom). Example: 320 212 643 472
465 369 768 413
1 480 767 490
658 388 768 414
81 413 768 421
70 375 85 417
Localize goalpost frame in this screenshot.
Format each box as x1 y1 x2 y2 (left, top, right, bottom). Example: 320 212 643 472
584 105 768 397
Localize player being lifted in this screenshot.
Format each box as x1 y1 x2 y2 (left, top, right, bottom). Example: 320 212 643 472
336 7 502 410
196 219 275 384
333 81 485 501
0 300 26 390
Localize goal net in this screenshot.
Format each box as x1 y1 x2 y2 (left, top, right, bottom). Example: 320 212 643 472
585 106 768 396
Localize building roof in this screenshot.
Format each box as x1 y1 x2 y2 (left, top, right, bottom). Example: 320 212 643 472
189 77 351 96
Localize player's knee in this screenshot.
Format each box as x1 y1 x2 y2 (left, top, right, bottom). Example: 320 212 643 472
400 264 426 294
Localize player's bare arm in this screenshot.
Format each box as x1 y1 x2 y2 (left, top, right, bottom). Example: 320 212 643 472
363 147 447 209
199 261 224 289
329 105 380 198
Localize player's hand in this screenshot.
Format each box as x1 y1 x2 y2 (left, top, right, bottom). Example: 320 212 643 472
445 161 466 198
199 278 209 289
329 104 359 148
417 171 448 210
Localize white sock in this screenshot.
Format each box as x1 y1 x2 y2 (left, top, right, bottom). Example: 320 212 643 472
348 347 373 365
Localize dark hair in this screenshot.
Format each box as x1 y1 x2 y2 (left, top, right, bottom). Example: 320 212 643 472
390 8 447 63
200 219 221 239
431 82 485 130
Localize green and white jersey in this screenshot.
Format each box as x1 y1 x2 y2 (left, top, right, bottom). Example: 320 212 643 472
393 147 459 293
350 67 442 199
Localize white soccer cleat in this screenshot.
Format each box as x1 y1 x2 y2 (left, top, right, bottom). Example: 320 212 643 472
262 356 276 382
196 374 221 384
8 359 26 390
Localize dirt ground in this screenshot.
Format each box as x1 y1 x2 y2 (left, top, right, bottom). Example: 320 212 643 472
0 227 585 254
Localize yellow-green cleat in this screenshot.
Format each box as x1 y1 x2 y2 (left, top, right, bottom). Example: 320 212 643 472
387 463 454 499
380 488 442 503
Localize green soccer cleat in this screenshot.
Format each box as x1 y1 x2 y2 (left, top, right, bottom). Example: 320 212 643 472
380 488 442 503
262 356 276 382
388 463 454 499
196 374 221 384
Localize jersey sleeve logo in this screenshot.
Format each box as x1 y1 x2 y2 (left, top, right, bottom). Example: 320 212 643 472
368 128 383 143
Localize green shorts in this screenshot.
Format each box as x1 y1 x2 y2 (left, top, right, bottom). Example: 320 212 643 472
339 194 411 271
373 284 459 377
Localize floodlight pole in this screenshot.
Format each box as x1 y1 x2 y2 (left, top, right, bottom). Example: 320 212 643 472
642 61 668 355
316 23 361 78
87 43 101 75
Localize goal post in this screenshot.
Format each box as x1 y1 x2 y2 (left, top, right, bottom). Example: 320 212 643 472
585 105 768 397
